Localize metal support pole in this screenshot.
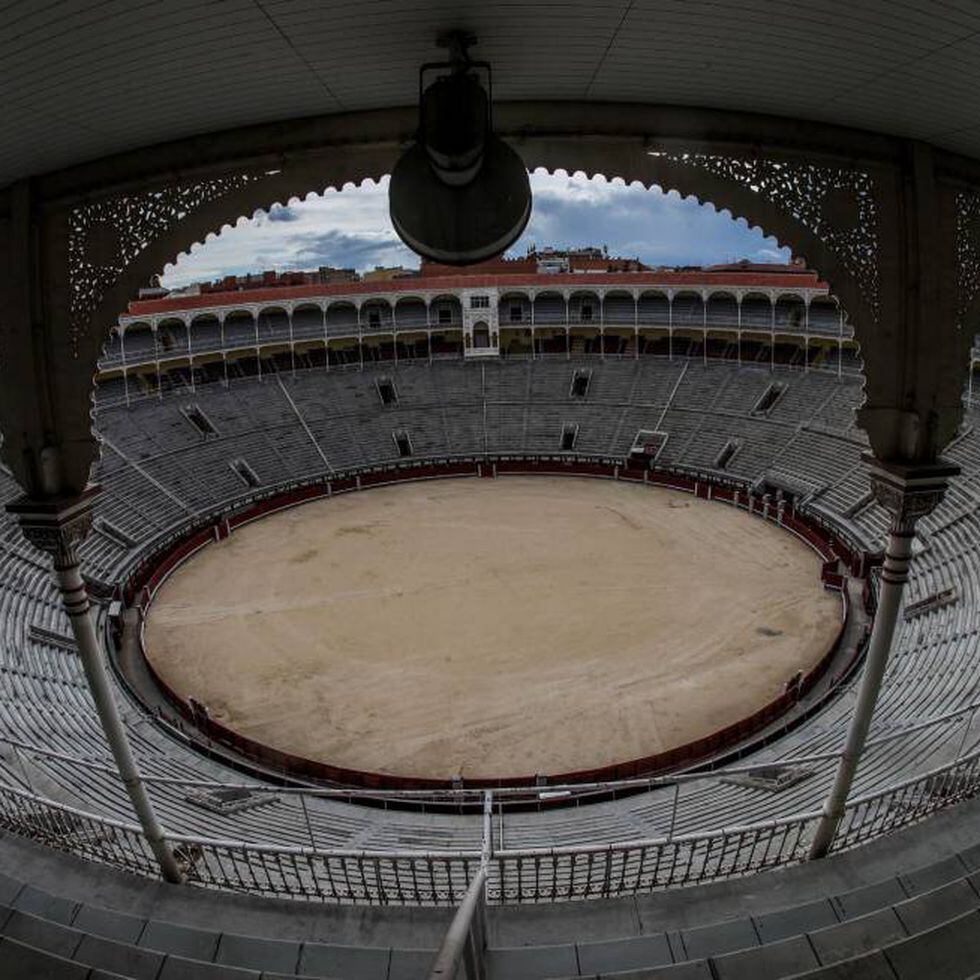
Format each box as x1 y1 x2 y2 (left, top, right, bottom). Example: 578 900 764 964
808 458 957 859
299 792 318 850
8 491 184 884
667 782 680 839
428 866 488 980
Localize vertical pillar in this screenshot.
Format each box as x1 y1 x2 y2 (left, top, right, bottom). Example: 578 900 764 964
219 315 228 386
702 292 707 365
837 306 844 380
808 458 958 859
7 490 184 883
321 303 328 358
254 310 262 381
804 299 810 375
770 295 776 373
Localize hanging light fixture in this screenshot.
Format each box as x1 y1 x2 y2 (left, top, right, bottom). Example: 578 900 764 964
389 32 532 265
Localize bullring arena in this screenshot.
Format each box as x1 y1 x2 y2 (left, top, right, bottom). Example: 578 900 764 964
1 273 980 977
144 477 841 779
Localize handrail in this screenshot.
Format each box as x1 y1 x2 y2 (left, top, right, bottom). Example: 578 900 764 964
427 866 488 979
1 745 978 904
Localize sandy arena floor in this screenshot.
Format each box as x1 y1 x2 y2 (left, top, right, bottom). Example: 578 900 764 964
144 477 842 779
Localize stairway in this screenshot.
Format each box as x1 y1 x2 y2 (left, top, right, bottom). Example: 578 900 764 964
4 795 980 978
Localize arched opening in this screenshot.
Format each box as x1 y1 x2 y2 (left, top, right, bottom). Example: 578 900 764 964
498 291 531 325
223 310 257 350
190 313 222 355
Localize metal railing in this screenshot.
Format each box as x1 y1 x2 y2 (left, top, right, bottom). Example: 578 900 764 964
1 745 978 905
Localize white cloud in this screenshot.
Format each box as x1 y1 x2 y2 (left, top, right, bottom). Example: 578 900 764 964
161 172 791 287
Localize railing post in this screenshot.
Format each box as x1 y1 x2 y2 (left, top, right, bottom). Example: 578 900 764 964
667 782 680 840
427 792 493 980
808 457 957 859
7 489 184 884
428 865 488 980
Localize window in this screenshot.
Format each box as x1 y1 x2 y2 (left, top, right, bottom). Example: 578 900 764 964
560 423 578 451
230 458 261 488
570 369 591 398
510 304 523 322
376 377 397 405
438 306 452 325
581 304 593 322
367 308 381 328
470 295 489 309
393 429 412 457
182 404 217 437
715 438 741 470
753 382 787 415
472 322 490 349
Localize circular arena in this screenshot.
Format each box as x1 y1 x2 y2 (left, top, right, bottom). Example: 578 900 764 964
143 476 841 782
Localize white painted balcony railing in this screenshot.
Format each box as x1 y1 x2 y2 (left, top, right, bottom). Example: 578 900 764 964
1 742 977 906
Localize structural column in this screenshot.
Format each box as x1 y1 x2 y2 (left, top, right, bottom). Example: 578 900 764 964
7 490 184 883
808 457 958 859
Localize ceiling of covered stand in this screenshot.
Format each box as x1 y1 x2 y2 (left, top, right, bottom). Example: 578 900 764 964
4 0 980 189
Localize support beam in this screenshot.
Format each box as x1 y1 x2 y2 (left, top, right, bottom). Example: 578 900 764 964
808 457 958 859
6 489 184 884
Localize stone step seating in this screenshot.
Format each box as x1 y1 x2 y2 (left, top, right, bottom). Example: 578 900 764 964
0 870 444 979
484 847 980 980
4 828 980 979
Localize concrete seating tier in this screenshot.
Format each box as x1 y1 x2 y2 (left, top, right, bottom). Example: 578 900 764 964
0 355 978 915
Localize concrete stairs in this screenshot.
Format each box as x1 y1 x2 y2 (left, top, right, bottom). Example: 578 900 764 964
4 795 980 979
485 850 980 978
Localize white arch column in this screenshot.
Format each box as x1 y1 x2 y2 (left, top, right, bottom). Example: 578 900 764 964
769 291 776 372
736 293 743 367
186 314 196 393
838 305 844 380
633 291 639 359
357 302 365 371
425 298 433 364
598 289 605 360
219 313 229 386
701 289 708 366
321 302 329 371
253 307 262 381
151 323 162 400
7 489 184 884
809 458 958 858
804 295 811 374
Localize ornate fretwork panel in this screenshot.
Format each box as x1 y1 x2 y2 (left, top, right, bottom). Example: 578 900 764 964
955 189 980 325
67 172 264 355
662 152 880 321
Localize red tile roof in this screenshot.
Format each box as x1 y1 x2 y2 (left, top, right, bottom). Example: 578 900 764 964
127 269 828 318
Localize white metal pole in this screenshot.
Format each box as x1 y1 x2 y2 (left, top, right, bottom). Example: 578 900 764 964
808 460 955 859
808 526 913 858
10 494 183 883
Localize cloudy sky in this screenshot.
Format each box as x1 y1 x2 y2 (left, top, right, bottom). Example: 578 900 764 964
161 171 790 287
